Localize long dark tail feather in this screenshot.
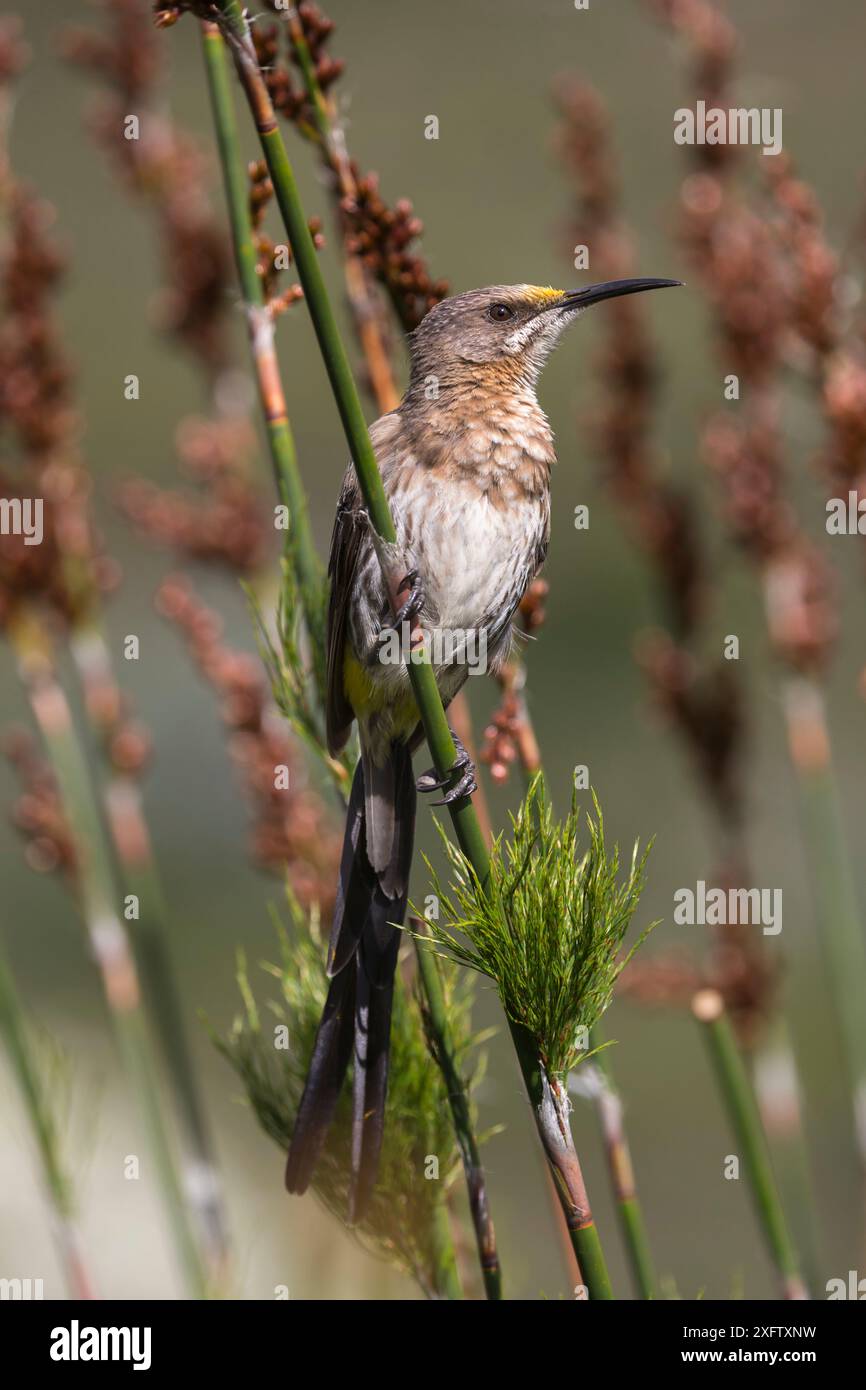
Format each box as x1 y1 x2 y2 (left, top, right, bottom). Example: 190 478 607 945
285 742 416 1220
326 759 370 979
284 963 356 1195
349 930 399 1224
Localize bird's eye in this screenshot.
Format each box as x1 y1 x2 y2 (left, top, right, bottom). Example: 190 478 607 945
487 302 514 323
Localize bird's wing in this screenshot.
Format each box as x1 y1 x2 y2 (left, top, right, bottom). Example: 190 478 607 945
325 471 366 755
326 413 403 755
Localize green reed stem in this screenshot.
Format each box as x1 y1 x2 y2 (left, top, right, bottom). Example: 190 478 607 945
428 1200 464 1300
590 1026 656 1298
509 1019 614 1299
750 1017 822 1295
784 679 866 1170
693 989 807 1300
68 620 231 1287
201 20 327 705
413 931 502 1299
0 946 97 1299
9 620 208 1298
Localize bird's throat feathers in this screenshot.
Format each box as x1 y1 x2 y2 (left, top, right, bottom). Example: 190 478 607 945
398 377 556 493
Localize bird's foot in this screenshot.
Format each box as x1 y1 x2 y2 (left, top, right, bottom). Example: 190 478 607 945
381 570 424 633
416 732 477 805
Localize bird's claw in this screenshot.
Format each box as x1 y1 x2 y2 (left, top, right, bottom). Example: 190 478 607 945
391 567 425 628
417 733 477 805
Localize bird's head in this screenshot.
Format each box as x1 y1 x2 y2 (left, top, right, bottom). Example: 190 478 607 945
407 280 682 390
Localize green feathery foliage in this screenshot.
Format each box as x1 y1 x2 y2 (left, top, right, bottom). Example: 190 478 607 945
419 777 655 1080
0 950 77 1219
215 895 486 1297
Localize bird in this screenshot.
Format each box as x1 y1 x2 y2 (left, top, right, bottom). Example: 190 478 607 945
284 277 681 1221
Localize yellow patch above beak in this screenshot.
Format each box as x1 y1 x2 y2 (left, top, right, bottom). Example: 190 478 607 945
527 286 565 305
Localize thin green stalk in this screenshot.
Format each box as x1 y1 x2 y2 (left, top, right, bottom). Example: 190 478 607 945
9 619 208 1298
0 947 96 1299
205 0 615 1293
783 677 866 1170
116 848 228 1276
201 20 326 705
751 1017 822 1296
509 1019 613 1299
413 928 502 1299
590 1026 656 1299
428 1200 464 1300
693 989 807 1300
69 622 231 1286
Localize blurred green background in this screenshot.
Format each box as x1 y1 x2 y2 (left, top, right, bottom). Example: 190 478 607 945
2 0 866 1299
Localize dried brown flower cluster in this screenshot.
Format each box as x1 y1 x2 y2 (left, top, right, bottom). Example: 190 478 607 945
637 630 744 830
249 3 447 332
765 157 840 364
553 75 740 826
342 172 449 334
0 141 115 632
479 579 547 783
65 0 231 375
156 576 339 903
0 15 26 85
253 3 344 130
3 727 77 877
553 77 703 641
676 181 838 679
762 155 866 570
647 1 838 679
118 415 270 575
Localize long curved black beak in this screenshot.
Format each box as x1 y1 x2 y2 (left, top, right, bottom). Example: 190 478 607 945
560 277 683 309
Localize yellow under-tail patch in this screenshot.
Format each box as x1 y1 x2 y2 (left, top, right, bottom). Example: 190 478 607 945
343 649 419 738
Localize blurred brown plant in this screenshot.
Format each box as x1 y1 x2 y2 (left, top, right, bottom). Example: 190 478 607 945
118 415 270 574
156 575 339 906
65 0 232 375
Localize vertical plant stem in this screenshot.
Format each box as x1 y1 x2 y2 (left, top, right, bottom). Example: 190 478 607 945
428 1200 464 1300
509 1020 614 1299
590 1029 656 1299
8 616 208 1298
752 1016 822 1293
206 0 610 1291
413 926 502 1299
201 20 327 705
0 947 97 1300
782 676 866 1168
692 988 807 1300
282 5 401 418
69 622 231 1287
